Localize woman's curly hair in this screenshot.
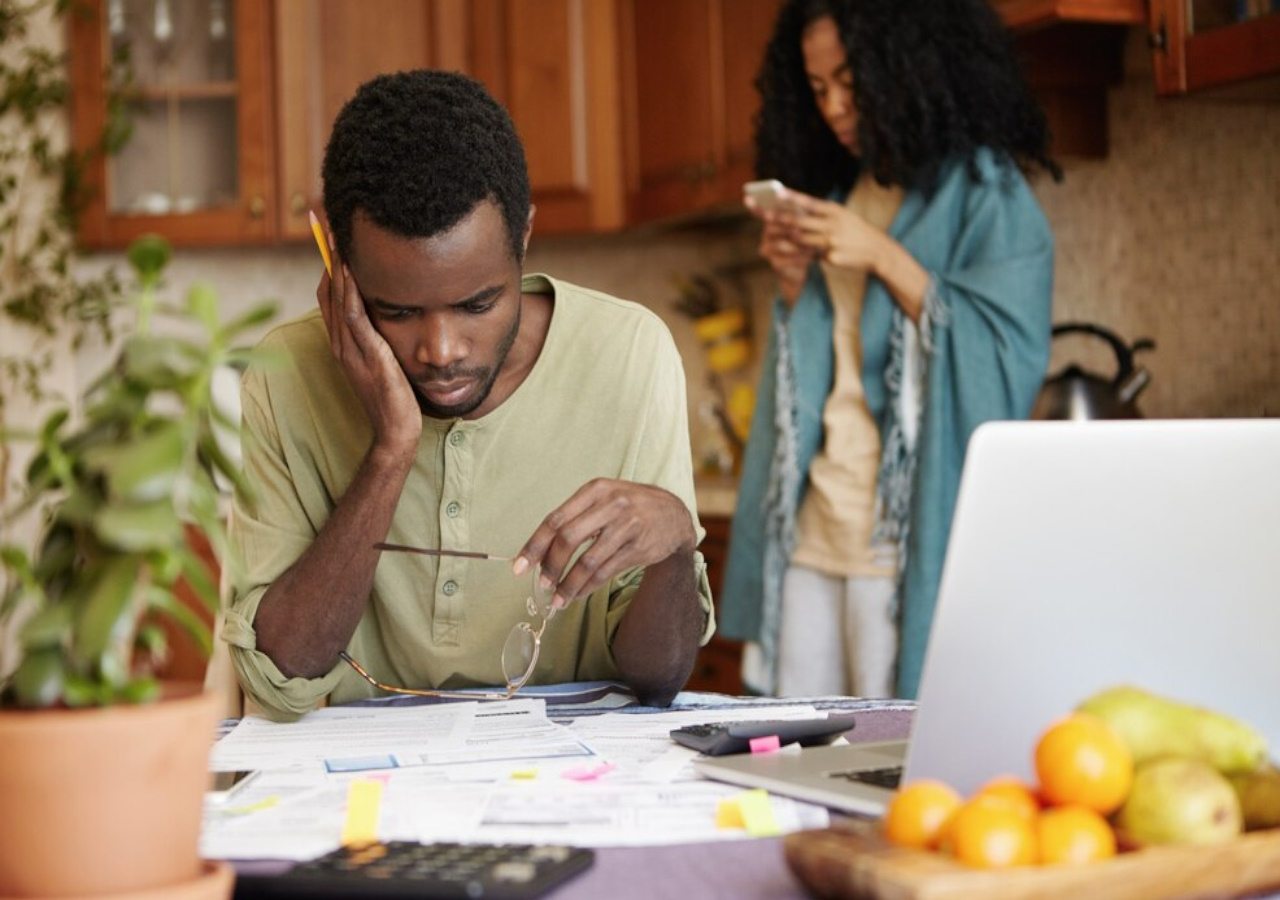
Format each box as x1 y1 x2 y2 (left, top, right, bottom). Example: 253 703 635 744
755 0 1062 197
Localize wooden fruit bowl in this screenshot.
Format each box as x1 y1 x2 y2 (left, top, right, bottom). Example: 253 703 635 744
784 819 1280 899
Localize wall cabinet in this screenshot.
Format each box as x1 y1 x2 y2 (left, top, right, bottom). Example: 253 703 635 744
991 0 1146 159
463 0 782 231
272 0 442 242
625 0 781 223
69 0 784 248
1148 1 1280 95
462 0 629 233
68 0 276 248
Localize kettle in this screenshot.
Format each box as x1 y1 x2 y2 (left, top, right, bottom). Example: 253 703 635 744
1031 322 1155 420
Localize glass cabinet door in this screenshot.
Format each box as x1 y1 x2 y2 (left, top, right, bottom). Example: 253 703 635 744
69 0 273 248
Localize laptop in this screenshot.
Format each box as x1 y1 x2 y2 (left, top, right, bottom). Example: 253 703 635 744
696 420 1280 815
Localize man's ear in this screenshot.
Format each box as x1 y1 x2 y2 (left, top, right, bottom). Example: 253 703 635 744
521 205 536 257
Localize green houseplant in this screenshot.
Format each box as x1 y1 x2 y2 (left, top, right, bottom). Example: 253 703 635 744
0 235 275 898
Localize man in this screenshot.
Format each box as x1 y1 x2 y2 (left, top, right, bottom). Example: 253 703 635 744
221 71 712 721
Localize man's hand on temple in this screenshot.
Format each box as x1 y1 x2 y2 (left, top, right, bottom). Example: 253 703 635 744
315 239 422 460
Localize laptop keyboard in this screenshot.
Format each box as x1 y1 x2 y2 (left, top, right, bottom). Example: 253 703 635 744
827 766 903 789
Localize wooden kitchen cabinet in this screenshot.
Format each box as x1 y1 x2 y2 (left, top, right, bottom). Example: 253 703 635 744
626 0 782 223
68 0 276 249
989 0 1146 159
687 514 745 696
464 0 782 231
462 0 629 233
1148 0 1280 95
70 0 785 248
272 0 440 241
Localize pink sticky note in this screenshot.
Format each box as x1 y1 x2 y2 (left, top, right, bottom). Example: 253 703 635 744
562 761 616 782
749 735 781 754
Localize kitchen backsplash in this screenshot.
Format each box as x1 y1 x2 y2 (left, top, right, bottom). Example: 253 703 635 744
69 34 1278 469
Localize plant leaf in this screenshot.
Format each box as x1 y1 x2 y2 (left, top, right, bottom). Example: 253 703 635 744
72 556 141 663
82 421 184 501
186 283 219 333
126 234 170 286
217 300 278 342
121 334 200 386
93 501 181 551
177 545 219 616
117 677 159 704
62 672 99 708
10 648 65 708
146 587 211 657
19 602 71 648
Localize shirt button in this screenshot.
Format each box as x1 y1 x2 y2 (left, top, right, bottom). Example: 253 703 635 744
446 501 461 518
449 431 464 446
442 580 459 596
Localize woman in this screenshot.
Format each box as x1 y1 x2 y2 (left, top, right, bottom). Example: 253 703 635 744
720 0 1059 699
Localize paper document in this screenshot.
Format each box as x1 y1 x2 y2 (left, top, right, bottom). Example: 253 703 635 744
210 701 478 772
469 780 829 847
419 700 592 767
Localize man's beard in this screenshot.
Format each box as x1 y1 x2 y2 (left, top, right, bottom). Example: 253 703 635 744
412 301 522 419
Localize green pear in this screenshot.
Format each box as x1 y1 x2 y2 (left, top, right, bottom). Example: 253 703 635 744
1116 757 1243 846
1077 686 1268 776
1230 764 1280 830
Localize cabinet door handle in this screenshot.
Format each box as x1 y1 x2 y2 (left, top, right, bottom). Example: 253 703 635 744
248 195 266 219
290 191 307 216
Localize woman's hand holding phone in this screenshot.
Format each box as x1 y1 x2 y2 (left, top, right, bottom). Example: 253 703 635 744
744 180 817 307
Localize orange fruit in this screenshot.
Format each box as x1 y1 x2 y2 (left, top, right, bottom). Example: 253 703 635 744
946 795 1037 868
882 780 963 850
1035 713 1133 814
974 776 1041 823
1036 805 1117 865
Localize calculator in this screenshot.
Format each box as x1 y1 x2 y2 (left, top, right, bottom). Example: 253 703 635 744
669 714 858 756
233 841 595 899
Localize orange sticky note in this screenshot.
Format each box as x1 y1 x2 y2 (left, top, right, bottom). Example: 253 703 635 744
340 779 383 846
309 209 333 277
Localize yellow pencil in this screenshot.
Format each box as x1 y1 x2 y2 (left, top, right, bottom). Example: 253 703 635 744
308 209 333 277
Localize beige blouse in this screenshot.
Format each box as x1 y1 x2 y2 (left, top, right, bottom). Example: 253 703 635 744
791 173 903 578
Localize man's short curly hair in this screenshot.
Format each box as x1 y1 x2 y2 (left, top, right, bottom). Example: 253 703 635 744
322 70 531 264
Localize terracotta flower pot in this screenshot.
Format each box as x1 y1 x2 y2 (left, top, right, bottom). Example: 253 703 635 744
0 684 224 898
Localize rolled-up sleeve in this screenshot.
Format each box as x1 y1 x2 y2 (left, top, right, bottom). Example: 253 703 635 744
222 369 338 721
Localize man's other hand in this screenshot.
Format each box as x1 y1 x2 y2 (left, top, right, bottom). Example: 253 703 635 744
513 479 698 609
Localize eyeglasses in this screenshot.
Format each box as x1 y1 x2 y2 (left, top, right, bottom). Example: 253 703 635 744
338 542 557 701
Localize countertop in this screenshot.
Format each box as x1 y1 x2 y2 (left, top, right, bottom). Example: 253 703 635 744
695 474 738 519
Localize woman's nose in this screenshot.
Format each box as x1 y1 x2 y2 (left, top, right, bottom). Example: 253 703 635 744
822 86 849 118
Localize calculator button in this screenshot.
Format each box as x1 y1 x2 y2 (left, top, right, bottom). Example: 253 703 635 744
493 860 538 882
530 846 571 863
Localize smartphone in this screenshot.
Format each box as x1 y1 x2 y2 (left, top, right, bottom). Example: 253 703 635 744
743 178 791 211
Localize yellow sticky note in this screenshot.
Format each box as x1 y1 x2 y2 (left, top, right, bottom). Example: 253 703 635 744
736 789 781 837
510 768 538 780
225 795 280 817
715 798 746 830
341 779 384 846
